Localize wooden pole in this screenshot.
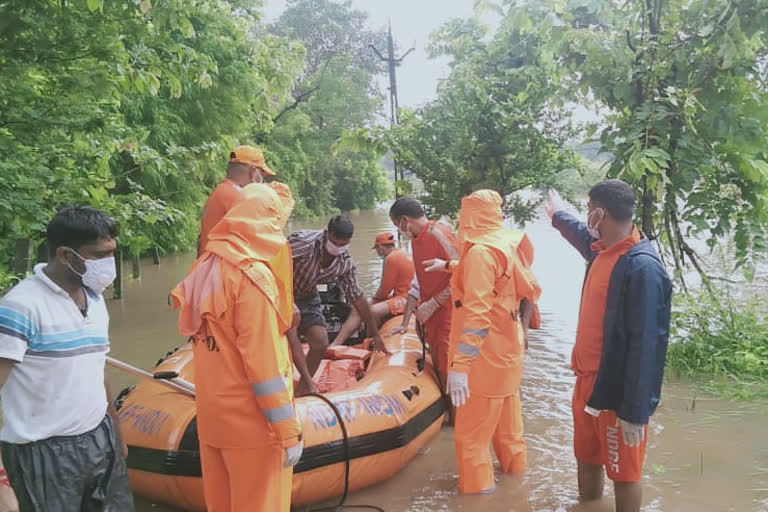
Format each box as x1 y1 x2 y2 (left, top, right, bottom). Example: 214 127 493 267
131 255 140 279
113 248 123 299
152 247 160 265
36 241 48 264
12 240 33 275
106 356 196 396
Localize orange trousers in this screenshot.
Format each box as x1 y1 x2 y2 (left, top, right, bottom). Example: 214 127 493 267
454 391 526 494
424 305 451 381
200 442 292 512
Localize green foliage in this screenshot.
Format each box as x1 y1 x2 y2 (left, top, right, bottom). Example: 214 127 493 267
0 0 389 279
556 156 607 199
266 0 390 217
668 287 768 399
494 0 768 282
344 15 580 220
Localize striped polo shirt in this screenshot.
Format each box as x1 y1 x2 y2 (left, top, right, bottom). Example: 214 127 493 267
0 264 109 443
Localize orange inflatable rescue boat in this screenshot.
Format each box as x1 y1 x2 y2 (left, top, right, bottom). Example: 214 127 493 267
115 315 445 510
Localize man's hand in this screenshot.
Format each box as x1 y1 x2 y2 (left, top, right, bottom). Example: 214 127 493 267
619 419 645 447
0 478 18 512
352 296 390 355
422 258 447 273
122 439 129 459
543 189 566 220
371 333 391 355
415 297 440 324
386 324 408 337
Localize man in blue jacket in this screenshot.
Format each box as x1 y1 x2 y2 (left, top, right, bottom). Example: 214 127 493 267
545 179 672 512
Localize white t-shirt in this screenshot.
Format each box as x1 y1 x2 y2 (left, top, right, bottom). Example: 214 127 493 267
0 264 109 443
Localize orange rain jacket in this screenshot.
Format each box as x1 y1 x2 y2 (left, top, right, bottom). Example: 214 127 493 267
449 190 542 397
171 183 302 450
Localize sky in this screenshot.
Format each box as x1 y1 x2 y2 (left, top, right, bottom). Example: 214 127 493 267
263 0 481 109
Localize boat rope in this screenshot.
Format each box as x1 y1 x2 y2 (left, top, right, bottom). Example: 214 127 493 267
305 392 385 512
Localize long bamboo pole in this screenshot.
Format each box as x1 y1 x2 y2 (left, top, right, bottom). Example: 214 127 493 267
106 356 196 397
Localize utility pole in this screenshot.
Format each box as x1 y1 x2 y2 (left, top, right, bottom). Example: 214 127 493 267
370 22 414 198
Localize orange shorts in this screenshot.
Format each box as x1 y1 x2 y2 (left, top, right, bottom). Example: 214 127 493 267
572 374 647 482
386 295 407 315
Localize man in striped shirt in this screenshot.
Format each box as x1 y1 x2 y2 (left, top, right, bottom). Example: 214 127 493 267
0 206 133 511
288 216 389 393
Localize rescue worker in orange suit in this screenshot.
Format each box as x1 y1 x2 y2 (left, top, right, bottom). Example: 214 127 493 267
545 180 672 512
331 232 415 346
387 198 458 395
171 182 301 512
198 145 276 256
424 189 541 494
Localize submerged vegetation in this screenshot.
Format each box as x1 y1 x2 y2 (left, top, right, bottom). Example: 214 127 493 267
668 288 768 399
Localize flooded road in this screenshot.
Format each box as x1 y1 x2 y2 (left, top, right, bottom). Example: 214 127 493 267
105 209 768 512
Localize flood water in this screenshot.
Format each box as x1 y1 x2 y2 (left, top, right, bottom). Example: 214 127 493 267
104 209 768 512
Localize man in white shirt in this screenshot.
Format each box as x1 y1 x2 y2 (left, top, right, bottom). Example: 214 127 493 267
0 206 133 512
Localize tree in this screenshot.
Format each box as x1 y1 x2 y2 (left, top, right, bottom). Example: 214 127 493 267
0 0 303 281
266 0 391 216
113 1 304 253
342 16 579 221
494 0 768 284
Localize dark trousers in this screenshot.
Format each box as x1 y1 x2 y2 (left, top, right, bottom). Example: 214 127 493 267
1 415 134 512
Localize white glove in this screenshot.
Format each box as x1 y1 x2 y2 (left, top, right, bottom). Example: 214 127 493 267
619 419 645 447
446 371 470 408
284 440 304 467
415 297 440 323
422 258 447 273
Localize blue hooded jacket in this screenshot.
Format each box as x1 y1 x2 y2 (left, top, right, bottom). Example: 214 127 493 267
553 211 673 424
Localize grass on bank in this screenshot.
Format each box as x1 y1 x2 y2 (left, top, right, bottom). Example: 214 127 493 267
667 287 768 400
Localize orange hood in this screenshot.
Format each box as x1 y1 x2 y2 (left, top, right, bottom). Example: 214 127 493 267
458 189 505 247
205 182 294 268
172 183 296 336
457 189 534 266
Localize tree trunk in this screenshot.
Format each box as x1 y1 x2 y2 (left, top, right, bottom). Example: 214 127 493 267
641 176 655 237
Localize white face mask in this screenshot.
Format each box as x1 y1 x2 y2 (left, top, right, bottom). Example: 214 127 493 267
587 208 604 239
398 219 412 241
325 239 348 257
68 250 117 295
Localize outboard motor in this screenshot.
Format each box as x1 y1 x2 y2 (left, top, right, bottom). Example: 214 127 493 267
317 281 363 344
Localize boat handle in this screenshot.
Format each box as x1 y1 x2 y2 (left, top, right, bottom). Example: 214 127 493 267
153 371 180 380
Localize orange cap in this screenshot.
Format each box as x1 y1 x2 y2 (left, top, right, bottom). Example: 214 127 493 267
229 145 275 176
371 232 396 249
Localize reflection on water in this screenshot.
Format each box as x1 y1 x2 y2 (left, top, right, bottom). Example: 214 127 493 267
105 209 768 512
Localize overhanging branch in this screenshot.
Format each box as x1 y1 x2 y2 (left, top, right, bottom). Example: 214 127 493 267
272 86 319 124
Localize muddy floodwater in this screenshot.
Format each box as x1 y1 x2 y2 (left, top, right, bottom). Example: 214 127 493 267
103 209 768 512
